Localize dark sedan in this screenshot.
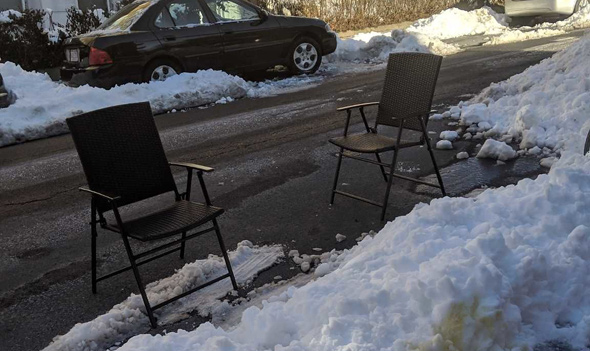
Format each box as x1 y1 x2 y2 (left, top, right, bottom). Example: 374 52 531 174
61 0 337 88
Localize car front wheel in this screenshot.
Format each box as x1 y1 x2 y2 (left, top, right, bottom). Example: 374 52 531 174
143 59 181 83
287 37 322 75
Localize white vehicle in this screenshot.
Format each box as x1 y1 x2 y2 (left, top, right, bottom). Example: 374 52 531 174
505 0 585 17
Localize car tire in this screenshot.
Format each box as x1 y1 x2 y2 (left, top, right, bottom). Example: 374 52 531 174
287 37 322 75
143 59 182 83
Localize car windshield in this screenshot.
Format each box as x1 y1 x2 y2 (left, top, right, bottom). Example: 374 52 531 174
97 1 154 31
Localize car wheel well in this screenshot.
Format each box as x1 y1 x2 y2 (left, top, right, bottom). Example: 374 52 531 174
293 32 322 51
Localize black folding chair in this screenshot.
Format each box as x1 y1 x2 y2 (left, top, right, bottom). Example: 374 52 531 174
67 102 238 328
329 52 446 221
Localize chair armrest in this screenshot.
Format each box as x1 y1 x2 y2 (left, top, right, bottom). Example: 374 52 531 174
169 162 214 204
169 162 214 173
336 102 380 112
79 187 121 202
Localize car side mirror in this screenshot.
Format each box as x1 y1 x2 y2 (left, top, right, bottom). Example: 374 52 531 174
255 9 268 25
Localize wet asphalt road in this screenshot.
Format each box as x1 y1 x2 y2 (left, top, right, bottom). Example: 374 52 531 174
0 30 586 351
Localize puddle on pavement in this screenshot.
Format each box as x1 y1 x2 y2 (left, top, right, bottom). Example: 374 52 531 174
417 156 545 197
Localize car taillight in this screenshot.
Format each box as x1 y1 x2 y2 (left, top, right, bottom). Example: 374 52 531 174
89 47 113 66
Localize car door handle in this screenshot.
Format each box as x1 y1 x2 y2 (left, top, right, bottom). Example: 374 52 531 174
164 35 176 41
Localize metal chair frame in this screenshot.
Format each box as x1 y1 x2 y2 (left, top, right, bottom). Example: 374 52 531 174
330 53 446 221
68 103 238 328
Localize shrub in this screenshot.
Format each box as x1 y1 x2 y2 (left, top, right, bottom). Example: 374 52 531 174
253 0 505 31
65 7 102 36
0 9 64 70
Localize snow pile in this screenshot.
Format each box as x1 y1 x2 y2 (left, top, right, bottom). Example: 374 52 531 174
407 6 509 39
43 241 284 351
439 130 459 141
0 9 21 23
0 62 251 146
443 32 590 156
436 140 453 149
329 29 460 63
477 139 517 161
117 152 590 351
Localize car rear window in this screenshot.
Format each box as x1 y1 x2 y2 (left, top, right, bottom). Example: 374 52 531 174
97 1 154 32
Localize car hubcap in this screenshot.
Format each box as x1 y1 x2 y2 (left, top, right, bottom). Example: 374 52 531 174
151 65 177 81
293 43 318 72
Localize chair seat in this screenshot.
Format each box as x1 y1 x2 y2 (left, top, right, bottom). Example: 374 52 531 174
110 200 223 241
329 133 422 153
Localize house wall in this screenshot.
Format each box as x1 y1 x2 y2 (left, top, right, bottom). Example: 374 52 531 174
0 0 24 10
0 0 110 24
78 0 108 11
26 0 77 25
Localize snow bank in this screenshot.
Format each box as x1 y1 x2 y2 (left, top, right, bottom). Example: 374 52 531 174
329 29 460 63
43 241 284 351
453 32 590 154
0 62 250 146
407 6 509 39
117 152 590 351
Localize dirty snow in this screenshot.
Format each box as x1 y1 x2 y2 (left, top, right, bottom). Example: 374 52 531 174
42 241 283 351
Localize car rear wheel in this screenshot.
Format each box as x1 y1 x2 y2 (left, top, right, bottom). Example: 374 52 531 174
287 37 322 75
143 59 181 82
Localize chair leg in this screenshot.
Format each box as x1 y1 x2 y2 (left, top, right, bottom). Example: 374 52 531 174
423 133 446 196
330 148 344 205
180 231 186 259
374 153 388 182
121 235 157 328
213 219 238 291
90 201 98 294
91 220 97 294
380 151 399 221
